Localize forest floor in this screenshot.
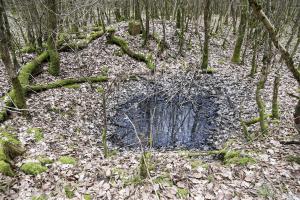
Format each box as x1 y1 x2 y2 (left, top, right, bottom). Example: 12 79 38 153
0 21 299 200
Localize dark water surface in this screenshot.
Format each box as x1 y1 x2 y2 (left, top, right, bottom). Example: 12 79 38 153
111 93 219 149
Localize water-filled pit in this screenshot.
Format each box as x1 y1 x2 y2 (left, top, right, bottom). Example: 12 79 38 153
110 92 220 150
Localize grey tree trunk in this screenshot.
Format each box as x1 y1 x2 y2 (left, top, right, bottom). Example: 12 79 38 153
201 0 210 70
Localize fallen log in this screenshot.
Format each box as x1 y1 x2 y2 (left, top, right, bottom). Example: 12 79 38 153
0 52 49 122
107 28 155 72
26 75 108 92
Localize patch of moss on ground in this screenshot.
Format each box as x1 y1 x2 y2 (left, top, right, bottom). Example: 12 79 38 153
37 156 54 165
0 148 7 161
207 174 215 182
0 160 14 176
153 173 173 186
203 67 216 74
64 185 75 199
84 194 92 200
21 162 47 175
223 150 256 166
59 156 76 165
287 155 300 164
124 175 143 186
31 194 47 200
0 132 21 145
176 188 189 199
27 128 44 142
190 159 203 169
257 184 274 199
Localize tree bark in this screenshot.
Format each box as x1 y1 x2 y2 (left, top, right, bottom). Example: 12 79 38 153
0 0 27 111
248 0 300 133
231 0 248 63
201 0 210 70
46 0 60 76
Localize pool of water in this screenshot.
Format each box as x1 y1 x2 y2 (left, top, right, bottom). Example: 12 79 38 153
110 93 219 149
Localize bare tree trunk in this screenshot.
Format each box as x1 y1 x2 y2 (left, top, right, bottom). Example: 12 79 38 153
143 0 150 46
201 0 210 70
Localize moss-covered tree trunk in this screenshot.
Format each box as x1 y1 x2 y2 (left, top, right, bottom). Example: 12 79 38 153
201 0 210 70
0 0 27 111
250 29 259 77
272 72 280 119
249 0 300 134
256 58 270 135
47 0 60 76
231 0 248 63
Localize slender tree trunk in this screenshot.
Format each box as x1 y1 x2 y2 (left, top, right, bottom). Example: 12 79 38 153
201 0 210 70
231 0 248 63
143 0 150 46
272 71 280 119
248 0 300 133
0 0 27 111
47 0 60 76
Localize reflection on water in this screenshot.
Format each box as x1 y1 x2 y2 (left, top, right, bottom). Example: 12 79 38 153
111 94 219 149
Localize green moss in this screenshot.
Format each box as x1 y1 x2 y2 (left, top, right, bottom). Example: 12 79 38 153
0 160 14 176
59 156 76 165
0 132 21 145
27 75 108 92
102 128 109 158
226 156 256 165
21 45 36 53
146 54 156 71
257 184 274 199
18 52 49 86
31 194 47 200
203 67 216 74
84 194 92 200
112 167 126 177
245 114 273 126
48 49 60 76
37 156 54 165
207 174 214 182
223 150 256 166
153 173 173 186
21 162 47 175
64 185 75 199
109 33 155 70
287 155 300 164
176 188 189 199
128 21 141 35
0 109 7 122
0 132 24 162
64 84 81 89
0 148 7 161
87 30 104 43
139 152 148 179
27 128 44 142
0 51 50 123
190 159 203 169
124 175 143 186
113 49 124 57
92 26 102 31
